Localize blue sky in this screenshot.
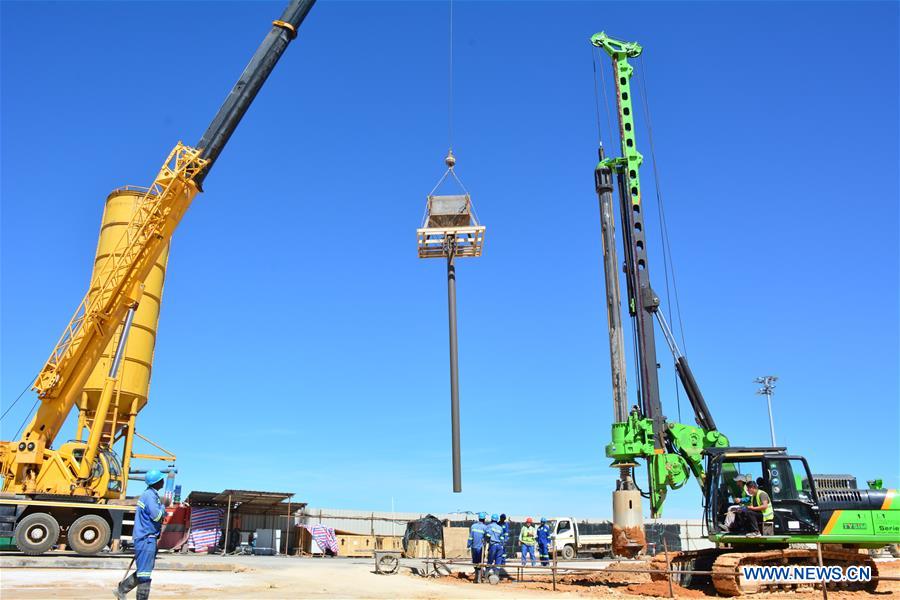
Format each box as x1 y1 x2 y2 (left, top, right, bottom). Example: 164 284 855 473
1 1 897 520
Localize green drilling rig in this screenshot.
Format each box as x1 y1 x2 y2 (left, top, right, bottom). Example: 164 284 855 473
591 31 899 595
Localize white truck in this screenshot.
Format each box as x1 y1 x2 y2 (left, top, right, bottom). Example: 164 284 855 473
549 518 613 560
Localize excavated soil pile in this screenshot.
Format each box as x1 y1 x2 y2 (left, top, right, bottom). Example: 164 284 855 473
559 561 652 585
438 559 900 598
625 580 707 598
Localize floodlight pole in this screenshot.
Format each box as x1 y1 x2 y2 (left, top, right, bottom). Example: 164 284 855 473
446 237 462 493
754 375 778 447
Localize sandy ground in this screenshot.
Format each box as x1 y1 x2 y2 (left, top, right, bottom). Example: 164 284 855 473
0 553 573 599
442 557 900 600
1 553 897 599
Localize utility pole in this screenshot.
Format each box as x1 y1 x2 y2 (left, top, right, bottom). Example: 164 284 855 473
754 375 778 447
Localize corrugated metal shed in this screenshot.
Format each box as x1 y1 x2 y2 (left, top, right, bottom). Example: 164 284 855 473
186 489 302 515
185 489 304 554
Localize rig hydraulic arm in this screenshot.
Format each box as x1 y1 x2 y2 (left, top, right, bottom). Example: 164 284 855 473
1 0 316 498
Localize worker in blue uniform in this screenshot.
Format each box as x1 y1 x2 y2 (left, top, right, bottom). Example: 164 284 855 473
536 517 552 566
485 514 505 571
466 512 488 582
115 470 169 600
497 514 510 565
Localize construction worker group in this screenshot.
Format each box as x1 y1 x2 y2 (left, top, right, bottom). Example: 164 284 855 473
466 512 554 580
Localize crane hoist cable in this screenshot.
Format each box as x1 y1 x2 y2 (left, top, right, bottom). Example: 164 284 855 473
0 375 41 440
594 46 616 152
590 47 603 146
631 54 684 422
448 0 454 152
636 55 689 357
634 55 696 422
425 0 477 207
14 398 40 440
0 377 35 421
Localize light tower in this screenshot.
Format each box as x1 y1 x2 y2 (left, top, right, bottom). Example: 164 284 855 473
418 150 485 492
754 375 779 447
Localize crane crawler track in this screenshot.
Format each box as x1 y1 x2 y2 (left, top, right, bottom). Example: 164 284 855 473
650 547 878 596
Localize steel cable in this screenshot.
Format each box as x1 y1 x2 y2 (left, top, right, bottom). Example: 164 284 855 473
596 47 615 150
591 48 603 146
447 0 454 151
15 397 40 439
636 56 689 422
0 378 34 422
637 56 688 356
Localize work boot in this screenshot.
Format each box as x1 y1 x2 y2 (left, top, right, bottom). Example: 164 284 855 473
114 574 137 599
136 582 152 600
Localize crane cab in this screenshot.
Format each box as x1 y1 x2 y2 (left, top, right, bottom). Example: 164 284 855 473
42 442 125 499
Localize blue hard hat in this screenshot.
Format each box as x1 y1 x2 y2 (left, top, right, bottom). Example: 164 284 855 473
145 469 165 486
477 512 486 520
540 517 547 523
491 513 499 521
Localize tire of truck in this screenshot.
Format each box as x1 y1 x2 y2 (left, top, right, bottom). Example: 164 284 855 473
561 544 576 560
14 512 60 555
68 514 111 555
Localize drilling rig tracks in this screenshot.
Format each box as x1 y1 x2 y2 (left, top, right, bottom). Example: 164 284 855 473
650 547 879 596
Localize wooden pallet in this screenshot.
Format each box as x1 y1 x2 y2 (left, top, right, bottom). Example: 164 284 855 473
417 225 486 259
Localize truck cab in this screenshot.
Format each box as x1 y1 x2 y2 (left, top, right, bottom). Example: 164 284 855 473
549 517 613 559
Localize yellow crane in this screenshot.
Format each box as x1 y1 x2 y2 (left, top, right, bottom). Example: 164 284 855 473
0 0 316 555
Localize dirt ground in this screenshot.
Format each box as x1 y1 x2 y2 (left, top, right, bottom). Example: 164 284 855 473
443 558 900 600
1 554 897 599
0 553 574 599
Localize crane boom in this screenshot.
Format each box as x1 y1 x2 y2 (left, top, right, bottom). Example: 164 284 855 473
4 0 316 496
196 0 315 184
